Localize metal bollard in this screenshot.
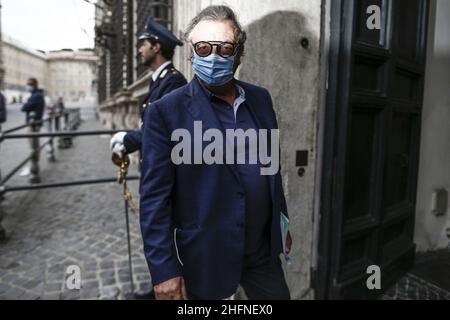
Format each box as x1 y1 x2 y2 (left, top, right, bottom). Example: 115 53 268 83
68 110 73 130
71 110 77 130
0 123 5 241
56 113 64 149
76 109 81 128
47 116 56 162
58 112 72 149
64 111 69 130
64 112 73 148
73 109 80 129
29 121 41 184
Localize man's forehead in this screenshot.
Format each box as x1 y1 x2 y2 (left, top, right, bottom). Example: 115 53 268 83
191 20 235 42
138 38 150 45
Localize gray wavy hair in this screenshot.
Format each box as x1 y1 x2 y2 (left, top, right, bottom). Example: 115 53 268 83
184 5 247 54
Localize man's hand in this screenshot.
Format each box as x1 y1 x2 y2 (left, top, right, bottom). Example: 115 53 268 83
110 132 127 158
154 276 188 300
286 231 293 255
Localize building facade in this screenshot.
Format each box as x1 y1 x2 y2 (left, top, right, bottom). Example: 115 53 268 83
2 35 98 108
2 34 48 103
46 49 98 108
96 0 450 300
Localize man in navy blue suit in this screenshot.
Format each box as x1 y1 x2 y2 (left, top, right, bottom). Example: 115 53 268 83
140 5 292 300
110 17 187 158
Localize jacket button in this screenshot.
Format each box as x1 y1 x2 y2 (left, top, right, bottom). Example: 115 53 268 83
236 221 245 228
237 191 245 198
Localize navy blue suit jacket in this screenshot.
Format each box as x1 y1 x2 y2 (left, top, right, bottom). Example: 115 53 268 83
140 77 289 299
123 63 187 153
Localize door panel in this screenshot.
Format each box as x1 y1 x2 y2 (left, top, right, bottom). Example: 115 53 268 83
392 69 421 100
384 112 417 209
318 0 429 299
396 0 421 62
344 107 384 222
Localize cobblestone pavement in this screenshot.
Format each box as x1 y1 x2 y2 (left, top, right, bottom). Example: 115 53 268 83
0 108 147 300
382 273 450 300
382 248 450 300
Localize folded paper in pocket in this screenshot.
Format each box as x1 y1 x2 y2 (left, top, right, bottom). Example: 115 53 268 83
280 212 292 265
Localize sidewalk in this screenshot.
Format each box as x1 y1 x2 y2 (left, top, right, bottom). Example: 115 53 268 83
382 248 450 300
0 117 147 300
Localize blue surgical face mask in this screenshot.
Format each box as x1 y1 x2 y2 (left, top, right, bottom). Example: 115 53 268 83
26 85 33 93
192 54 235 86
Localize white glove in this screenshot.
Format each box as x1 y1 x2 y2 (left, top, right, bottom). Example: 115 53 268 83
110 132 127 158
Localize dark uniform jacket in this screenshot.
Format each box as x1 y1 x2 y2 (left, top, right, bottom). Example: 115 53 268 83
123 63 187 153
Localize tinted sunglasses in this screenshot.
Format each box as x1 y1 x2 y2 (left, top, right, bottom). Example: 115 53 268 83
192 41 240 58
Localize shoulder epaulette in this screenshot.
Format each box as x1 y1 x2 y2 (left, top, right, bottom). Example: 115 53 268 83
160 69 169 79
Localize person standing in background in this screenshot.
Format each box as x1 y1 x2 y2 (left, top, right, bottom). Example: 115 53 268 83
21 78 45 124
19 78 45 177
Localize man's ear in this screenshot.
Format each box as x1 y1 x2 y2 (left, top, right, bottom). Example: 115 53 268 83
153 42 162 54
188 50 195 63
236 54 242 65
233 52 243 72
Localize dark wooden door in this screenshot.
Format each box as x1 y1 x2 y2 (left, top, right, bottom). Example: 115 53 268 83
317 0 429 299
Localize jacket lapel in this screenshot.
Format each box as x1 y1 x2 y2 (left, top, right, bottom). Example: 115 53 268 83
150 76 161 95
148 63 174 102
240 87 267 129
